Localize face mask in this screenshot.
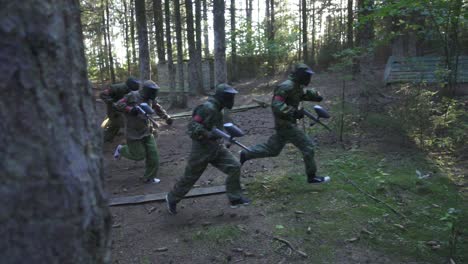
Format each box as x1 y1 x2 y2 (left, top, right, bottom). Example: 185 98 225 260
223 93 235 109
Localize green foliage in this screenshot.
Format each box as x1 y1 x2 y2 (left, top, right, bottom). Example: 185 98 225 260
191 224 242 244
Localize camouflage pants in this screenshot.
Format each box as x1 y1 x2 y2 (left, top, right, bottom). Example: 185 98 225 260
168 140 242 203
120 134 159 181
102 110 123 142
244 125 317 176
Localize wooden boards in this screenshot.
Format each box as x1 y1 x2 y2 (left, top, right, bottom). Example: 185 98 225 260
109 185 227 206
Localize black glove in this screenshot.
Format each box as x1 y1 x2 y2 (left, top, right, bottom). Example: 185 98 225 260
315 95 323 102
292 109 305 119
130 107 139 116
205 131 221 140
166 117 173 125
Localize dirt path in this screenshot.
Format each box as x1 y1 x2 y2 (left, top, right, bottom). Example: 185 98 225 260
100 75 453 264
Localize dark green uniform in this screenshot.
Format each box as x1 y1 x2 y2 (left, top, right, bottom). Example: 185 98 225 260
100 83 133 142
243 65 322 177
114 90 170 181
167 97 243 203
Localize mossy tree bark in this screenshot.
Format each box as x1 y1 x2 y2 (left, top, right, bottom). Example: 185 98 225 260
0 1 110 263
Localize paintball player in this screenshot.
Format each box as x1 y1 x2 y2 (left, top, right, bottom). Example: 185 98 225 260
240 63 330 184
113 80 173 183
100 77 141 142
165 84 249 214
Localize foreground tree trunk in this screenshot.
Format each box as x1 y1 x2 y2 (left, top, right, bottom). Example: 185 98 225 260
213 0 227 84
135 0 151 79
0 1 110 263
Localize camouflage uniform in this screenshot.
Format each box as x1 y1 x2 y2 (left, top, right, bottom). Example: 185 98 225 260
114 90 170 181
243 64 322 178
167 97 243 203
100 83 134 142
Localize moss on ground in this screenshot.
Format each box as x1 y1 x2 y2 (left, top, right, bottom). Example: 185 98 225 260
248 146 467 263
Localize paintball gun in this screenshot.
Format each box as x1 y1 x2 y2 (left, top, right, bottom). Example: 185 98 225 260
136 103 159 127
302 105 332 131
212 123 251 151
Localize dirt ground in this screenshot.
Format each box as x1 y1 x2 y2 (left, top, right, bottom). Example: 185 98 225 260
98 74 454 264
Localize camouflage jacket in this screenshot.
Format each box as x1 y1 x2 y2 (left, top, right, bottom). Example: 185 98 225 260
187 97 224 142
114 91 169 140
271 77 322 128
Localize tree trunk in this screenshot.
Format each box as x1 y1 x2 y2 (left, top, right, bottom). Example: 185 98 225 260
153 0 166 63
266 0 275 75
135 0 151 80
165 0 177 106
202 0 210 58
246 0 253 49
0 1 110 263
230 0 237 81
346 0 353 48
356 0 374 72
311 0 316 67
213 0 227 84
175 0 187 106
302 0 308 64
195 0 204 93
105 0 116 83
123 0 132 74
101 1 109 81
185 0 201 95
130 0 138 68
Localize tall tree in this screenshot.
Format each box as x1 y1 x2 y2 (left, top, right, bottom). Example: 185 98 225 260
356 0 374 73
346 0 353 48
130 0 137 67
101 0 110 79
230 0 237 81
165 0 177 106
311 0 316 66
123 0 132 74
105 0 116 83
0 1 110 263
153 0 166 63
185 0 203 94
195 0 204 93
245 0 253 49
175 0 187 106
202 0 210 58
302 0 308 64
135 0 151 79
213 0 227 84
266 0 276 75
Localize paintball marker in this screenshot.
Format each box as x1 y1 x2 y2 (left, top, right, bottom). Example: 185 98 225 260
136 103 159 127
212 123 251 151
302 105 332 131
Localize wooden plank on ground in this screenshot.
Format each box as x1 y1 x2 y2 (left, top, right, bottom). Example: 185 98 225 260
109 185 227 206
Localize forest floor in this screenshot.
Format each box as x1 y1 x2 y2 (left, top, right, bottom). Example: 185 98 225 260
96 73 468 264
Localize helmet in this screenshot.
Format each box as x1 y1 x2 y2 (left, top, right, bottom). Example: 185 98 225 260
291 63 314 86
214 83 238 109
142 80 160 100
126 77 141 91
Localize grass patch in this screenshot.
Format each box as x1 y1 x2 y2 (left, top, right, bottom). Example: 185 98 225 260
191 224 242 245
248 146 467 263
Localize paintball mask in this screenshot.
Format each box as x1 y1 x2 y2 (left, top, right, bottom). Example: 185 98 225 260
126 77 141 91
142 80 160 100
214 83 238 109
292 64 314 86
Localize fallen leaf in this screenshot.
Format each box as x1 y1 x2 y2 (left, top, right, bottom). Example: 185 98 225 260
345 237 359 243
394 224 405 230
154 247 168 252
295 211 305 215
275 225 285 229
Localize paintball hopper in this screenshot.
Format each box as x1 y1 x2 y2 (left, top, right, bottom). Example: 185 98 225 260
138 103 155 115
314 105 330 119
303 105 332 131
212 123 250 151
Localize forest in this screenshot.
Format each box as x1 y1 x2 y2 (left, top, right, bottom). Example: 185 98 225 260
1 0 467 263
